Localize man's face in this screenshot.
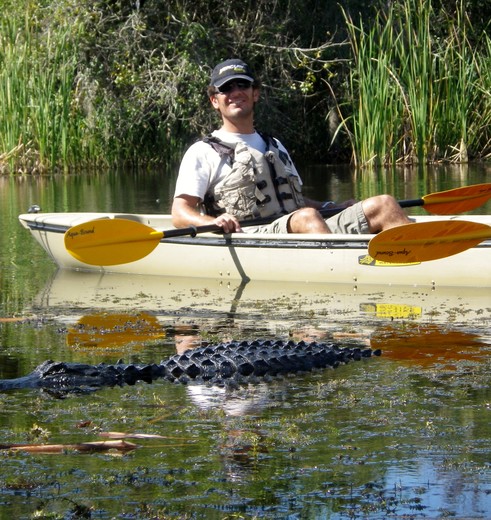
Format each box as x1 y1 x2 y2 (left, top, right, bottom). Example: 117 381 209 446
210 80 260 121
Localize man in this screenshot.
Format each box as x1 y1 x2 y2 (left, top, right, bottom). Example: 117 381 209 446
172 58 411 234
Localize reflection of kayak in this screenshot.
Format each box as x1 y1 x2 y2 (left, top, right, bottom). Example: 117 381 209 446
19 212 491 287
33 269 490 328
22 272 490 392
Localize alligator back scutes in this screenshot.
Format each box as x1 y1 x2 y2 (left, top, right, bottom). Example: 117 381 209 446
159 339 379 384
0 340 381 393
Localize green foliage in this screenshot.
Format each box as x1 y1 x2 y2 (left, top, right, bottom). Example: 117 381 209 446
0 0 489 172
340 0 491 166
342 10 405 166
0 3 86 172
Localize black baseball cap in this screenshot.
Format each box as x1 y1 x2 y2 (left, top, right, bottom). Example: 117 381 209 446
209 59 255 88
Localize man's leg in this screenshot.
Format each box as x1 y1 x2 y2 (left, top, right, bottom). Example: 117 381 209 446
361 195 412 233
287 207 330 233
325 197 411 234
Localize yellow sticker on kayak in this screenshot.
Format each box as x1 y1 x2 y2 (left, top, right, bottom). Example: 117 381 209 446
360 303 422 319
358 254 420 266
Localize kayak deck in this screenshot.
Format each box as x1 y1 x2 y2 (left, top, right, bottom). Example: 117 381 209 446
19 212 491 288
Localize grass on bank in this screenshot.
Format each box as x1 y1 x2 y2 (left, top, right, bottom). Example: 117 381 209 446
341 0 491 167
0 0 490 172
0 15 86 173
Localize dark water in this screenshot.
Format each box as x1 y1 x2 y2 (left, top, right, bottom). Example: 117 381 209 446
0 164 490 519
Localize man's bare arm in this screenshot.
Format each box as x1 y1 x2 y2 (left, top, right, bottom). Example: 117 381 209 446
171 195 242 233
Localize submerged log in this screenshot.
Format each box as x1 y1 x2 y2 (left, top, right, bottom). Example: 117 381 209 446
0 440 137 453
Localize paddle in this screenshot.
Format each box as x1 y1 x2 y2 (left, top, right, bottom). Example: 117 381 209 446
396 182 491 215
64 183 491 266
368 220 491 263
65 215 286 266
65 217 491 267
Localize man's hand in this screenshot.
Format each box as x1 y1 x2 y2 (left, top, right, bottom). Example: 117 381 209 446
213 213 242 233
172 196 243 233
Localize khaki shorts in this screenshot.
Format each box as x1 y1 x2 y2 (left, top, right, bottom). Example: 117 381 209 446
324 201 369 234
247 202 369 234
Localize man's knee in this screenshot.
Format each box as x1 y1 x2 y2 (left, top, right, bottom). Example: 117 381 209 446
362 194 410 232
364 194 398 216
372 194 398 208
288 207 328 233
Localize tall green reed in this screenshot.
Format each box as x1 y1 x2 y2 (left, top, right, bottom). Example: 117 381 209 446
343 10 405 167
0 17 30 171
341 0 491 166
466 27 491 160
396 0 434 163
30 29 79 169
0 11 85 172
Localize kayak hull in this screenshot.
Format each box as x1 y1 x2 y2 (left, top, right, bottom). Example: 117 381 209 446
19 212 491 288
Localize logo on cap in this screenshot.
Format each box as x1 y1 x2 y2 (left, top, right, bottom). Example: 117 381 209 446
219 64 248 76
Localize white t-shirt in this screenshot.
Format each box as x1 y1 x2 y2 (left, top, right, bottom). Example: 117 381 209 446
174 129 302 201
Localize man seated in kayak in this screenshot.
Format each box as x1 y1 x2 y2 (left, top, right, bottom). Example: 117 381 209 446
172 59 412 235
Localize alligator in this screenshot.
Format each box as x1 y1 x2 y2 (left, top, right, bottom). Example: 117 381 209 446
0 340 380 394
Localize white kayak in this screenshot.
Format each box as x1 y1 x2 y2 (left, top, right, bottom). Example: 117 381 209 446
18 211 491 288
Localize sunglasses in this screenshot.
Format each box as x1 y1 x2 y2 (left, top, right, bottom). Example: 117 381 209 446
215 80 253 94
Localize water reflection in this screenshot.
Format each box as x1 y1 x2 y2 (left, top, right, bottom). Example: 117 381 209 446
371 323 489 366
186 383 273 416
66 312 166 350
1 167 491 519
34 269 491 332
300 162 491 213
26 269 491 418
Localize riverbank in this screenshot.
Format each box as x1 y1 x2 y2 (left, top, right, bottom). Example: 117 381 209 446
1 0 490 173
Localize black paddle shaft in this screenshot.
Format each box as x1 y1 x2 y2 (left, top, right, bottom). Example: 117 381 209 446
398 199 424 209
162 200 422 239
162 207 349 238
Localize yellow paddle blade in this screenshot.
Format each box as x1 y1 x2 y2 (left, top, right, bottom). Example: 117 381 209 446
65 219 163 266
421 183 491 214
368 220 491 263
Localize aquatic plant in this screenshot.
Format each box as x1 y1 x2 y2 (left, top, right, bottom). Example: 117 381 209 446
0 11 84 172
0 0 489 172
341 0 491 166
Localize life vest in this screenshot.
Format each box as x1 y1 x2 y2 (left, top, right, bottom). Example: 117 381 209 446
202 134 305 220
